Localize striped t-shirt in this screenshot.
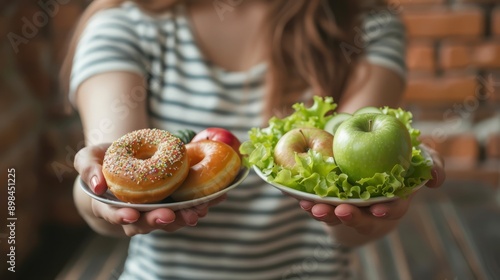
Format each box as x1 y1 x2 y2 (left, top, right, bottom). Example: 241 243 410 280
71 2 406 279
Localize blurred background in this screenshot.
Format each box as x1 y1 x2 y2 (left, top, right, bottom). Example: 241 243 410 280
0 0 499 279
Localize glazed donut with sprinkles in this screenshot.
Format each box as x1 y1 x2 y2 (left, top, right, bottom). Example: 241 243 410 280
101 128 242 204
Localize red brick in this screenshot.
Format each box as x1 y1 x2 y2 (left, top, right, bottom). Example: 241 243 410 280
473 41 500 68
439 41 472 69
439 40 500 69
402 7 484 39
419 133 479 167
407 41 436 72
403 73 478 103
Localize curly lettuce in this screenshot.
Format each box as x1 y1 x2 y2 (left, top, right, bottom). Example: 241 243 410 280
240 96 433 200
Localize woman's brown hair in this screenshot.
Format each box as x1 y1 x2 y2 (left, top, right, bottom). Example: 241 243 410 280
60 0 366 118
263 0 363 118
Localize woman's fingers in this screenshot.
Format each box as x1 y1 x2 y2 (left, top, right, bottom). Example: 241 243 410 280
91 201 141 225
91 200 223 236
424 147 446 189
299 201 341 226
311 203 341 225
427 165 446 189
299 197 413 235
74 143 111 194
368 196 412 220
333 204 374 234
144 208 177 227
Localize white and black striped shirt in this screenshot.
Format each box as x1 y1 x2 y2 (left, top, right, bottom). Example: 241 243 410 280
71 2 406 279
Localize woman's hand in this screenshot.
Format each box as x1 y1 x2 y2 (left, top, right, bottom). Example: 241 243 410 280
90 194 226 236
74 144 225 237
299 196 411 235
296 148 446 245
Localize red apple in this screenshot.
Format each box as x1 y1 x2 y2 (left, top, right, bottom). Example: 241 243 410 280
191 127 241 156
274 127 334 169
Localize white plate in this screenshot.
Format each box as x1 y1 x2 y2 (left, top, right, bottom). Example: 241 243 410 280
253 147 433 207
80 167 249 211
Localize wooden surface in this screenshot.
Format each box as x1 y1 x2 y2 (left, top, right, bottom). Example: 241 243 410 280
352 179 500 280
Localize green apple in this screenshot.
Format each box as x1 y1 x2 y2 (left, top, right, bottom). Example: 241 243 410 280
333 113 412 183
274 127 333 169
324 113 352 135
353 106 382 115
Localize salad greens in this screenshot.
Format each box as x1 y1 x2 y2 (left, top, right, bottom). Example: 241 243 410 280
240 96 433 200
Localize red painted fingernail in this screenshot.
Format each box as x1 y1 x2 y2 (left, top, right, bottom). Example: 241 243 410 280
122 218 137 224
156 218 173 225
372 212 387 217
91 176 99 191
313 212 327 218
300 202 312 211
431 169 439 184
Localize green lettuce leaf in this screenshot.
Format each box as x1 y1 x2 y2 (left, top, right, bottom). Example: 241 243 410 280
240 96 434 200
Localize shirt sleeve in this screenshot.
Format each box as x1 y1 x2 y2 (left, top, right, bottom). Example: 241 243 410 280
69 8 147 106
361 11 407 80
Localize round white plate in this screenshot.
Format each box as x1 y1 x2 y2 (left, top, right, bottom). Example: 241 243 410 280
80 167 249 211
253 147 433 207
254 167 427 206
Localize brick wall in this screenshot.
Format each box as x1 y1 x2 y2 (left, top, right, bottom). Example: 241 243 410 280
393 0 500 186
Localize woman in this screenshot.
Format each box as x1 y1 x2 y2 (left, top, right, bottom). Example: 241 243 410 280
63 0 445 279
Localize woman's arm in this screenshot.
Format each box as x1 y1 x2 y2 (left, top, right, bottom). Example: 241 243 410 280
337 59 406 114
74 71 149 236
76 72 149 145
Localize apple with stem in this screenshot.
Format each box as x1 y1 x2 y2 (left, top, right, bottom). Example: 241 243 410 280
191 127 241 156
274 127 334 169
333 113 412 183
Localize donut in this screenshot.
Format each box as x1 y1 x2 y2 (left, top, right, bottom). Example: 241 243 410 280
171 140 241 201
102 128 189 204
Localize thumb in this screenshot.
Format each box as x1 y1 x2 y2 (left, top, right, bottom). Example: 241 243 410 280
74 143 110 195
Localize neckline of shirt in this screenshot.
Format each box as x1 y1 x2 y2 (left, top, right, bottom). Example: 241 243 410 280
122 1 268 80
